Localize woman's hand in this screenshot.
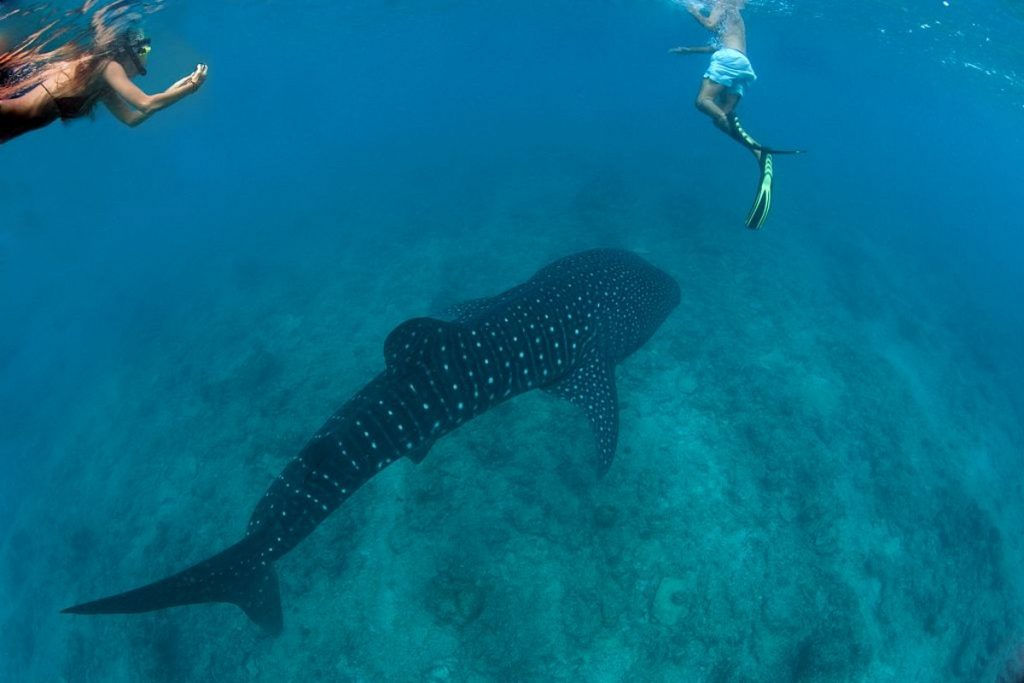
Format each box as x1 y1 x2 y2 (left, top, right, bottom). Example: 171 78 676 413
669 47 695 54
173 64 208 94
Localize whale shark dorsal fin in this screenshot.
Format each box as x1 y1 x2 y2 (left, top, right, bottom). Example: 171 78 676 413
383 317 459 373
543 358 619 477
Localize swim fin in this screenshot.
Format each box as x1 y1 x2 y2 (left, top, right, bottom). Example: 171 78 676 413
745 152 773 230
727 113 805 155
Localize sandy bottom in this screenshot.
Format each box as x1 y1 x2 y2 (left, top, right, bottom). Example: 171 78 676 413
2 159 1022 682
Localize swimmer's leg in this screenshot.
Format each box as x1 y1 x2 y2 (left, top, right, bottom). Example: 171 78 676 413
720 91 741 115
719 92 761 160
695 78 734 137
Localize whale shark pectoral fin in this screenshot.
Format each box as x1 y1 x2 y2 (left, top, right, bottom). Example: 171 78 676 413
62 539 283 635
544 359 620 477
383 317 460 373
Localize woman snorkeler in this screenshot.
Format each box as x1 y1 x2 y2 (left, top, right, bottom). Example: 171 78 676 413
0 20 207 145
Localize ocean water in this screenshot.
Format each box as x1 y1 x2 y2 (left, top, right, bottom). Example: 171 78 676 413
2 0 1023 681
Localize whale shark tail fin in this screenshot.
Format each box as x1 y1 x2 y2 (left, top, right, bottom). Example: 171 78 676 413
61 537 283 635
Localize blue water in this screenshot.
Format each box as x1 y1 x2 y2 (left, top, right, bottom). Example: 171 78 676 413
2 1 1023 680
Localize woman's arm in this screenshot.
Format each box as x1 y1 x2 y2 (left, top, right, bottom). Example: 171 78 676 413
101 60 206 120
100 90 146 127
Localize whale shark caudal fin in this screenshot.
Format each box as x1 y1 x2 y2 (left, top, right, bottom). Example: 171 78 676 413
61 536 283 635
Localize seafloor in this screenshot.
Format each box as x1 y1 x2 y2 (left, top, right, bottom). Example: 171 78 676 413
2 154 1022 682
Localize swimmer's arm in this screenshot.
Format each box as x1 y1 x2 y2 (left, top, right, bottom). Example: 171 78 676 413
669 46 716 54
686 2 723 30
101 61 204 116
101 91 148 127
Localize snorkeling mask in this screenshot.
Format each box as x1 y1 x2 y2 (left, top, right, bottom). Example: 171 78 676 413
120 29 151 76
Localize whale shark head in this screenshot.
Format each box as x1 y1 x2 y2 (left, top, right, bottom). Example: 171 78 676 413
624 253 681 354
548 249 679 363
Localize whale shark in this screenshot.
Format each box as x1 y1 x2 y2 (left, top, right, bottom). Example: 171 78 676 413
62 248 680 634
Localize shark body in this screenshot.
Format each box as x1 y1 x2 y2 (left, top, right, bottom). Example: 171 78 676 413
63 248 680 633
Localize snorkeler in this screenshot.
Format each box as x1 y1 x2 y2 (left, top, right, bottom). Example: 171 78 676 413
0 22 207 145
670 0 802 229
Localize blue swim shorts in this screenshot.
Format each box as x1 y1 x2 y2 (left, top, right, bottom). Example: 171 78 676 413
704 47 757 96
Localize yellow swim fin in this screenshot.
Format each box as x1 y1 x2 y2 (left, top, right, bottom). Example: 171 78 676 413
727 113 805 155
745 152 773 230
